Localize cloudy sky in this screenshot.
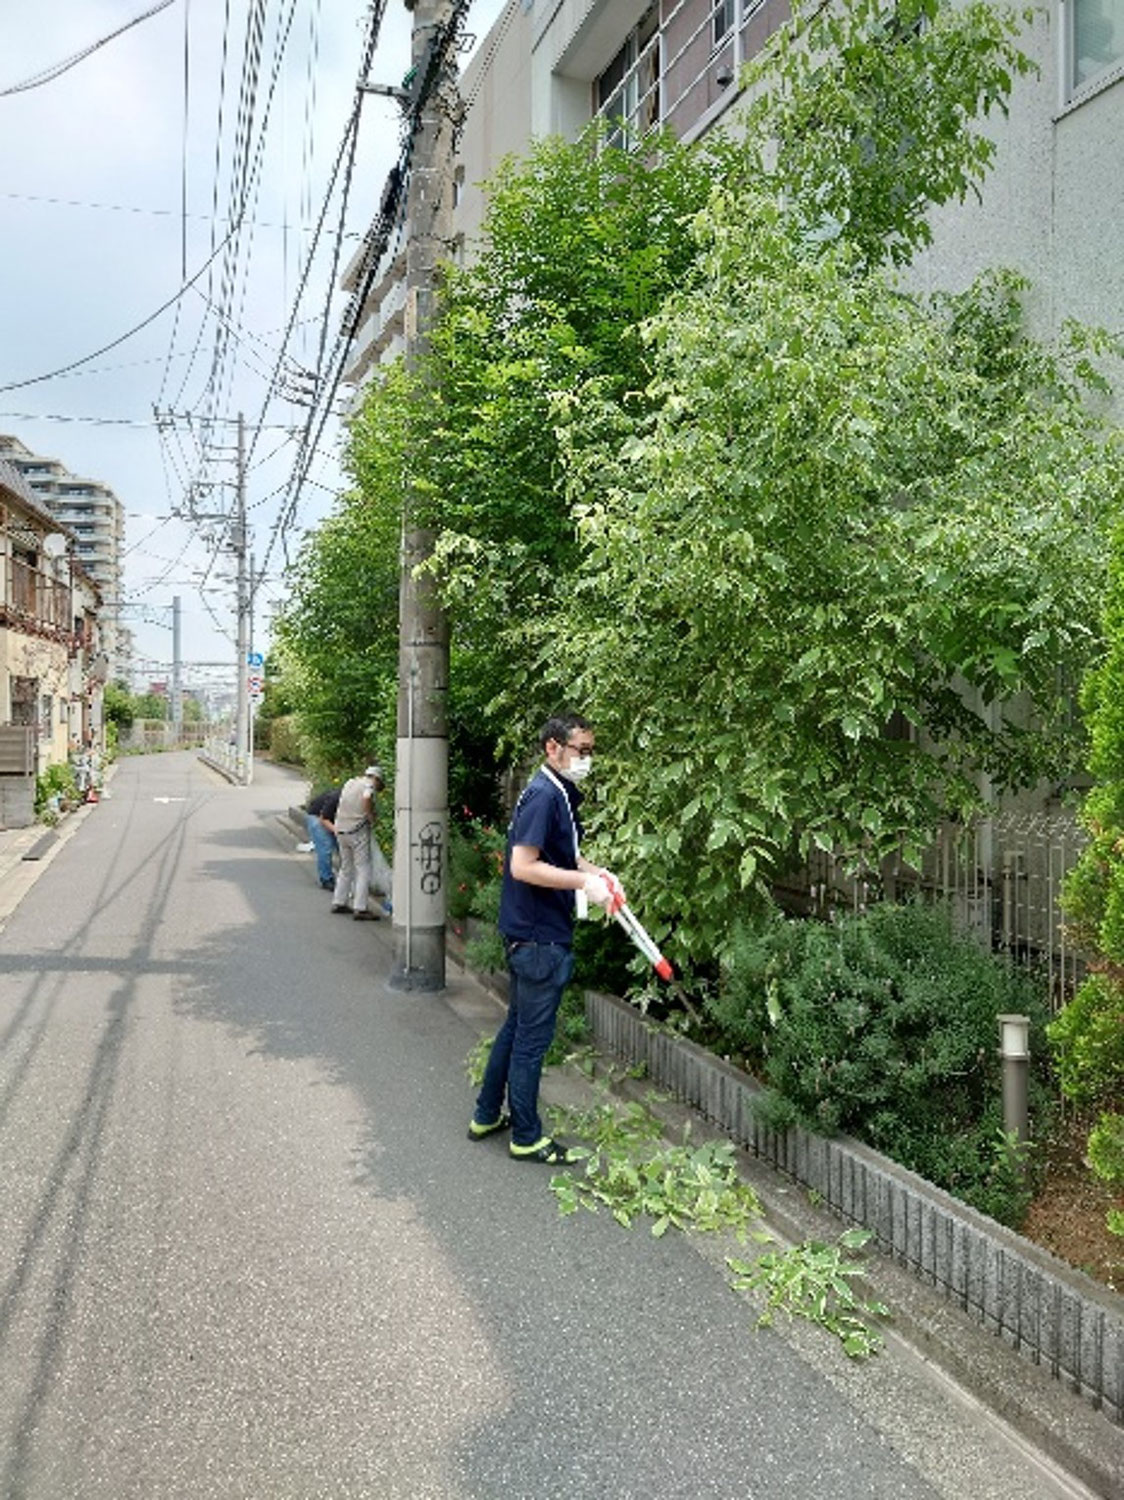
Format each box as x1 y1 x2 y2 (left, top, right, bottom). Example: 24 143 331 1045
0 0 503 687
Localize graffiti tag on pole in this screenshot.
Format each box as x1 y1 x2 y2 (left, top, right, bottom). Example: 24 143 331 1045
416 821 444 895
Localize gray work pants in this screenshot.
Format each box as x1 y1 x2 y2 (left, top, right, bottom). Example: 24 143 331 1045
334 825 371 913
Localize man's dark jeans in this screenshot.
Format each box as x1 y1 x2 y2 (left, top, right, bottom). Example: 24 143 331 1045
306 813 338 886
474 940 575 1147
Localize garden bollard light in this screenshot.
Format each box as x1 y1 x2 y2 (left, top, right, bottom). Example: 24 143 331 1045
998 1013 1030 1145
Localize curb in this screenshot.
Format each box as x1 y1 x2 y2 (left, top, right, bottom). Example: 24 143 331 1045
444 933 1124 1494
584 988 1124 1496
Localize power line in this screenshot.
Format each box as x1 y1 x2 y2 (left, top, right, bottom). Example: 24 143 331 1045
0 190 356 234
0 409 295 430
257 0 472 588
0 411 157 429
236 0 397 518
253 0 459 587
0 219 244 394
0 319 322 388
147 3 412 657
158 0 318 551
159 0 233 413
177 1 305 435
0 0 177 96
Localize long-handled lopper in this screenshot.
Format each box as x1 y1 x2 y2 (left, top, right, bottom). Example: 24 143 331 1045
614 902 674 980
601 877 673 981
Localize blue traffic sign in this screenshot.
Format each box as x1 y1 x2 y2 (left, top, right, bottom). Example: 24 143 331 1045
247 651 264 667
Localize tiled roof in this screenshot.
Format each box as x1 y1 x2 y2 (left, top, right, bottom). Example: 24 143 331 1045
0 458 74 535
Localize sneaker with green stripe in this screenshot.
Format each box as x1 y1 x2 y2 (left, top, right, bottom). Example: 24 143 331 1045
509 1137 573 1164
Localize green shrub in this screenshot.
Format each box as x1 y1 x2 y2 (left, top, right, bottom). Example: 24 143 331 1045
448 817 504 923
546 984 591 1066
1047 971 1124 1109
1060 830 1114 954
35 761 79 817
267 714 304 765
1086 1112 1124 1198
707 901 1052 1225
1056 513 1124 1240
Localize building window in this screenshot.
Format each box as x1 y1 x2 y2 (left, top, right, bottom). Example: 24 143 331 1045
1069 0 1124 93
10 676 37 726
712 0 736 47
594 4 661 145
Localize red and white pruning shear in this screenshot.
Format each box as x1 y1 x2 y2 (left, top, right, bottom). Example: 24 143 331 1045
599 871 674 982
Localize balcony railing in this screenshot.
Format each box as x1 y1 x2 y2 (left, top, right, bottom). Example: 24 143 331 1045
596 0 789 143
4 557 72 634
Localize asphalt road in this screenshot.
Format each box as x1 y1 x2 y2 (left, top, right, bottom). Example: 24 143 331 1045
0 752 1104 1499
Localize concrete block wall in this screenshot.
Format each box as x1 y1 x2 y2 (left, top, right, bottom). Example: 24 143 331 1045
0 775 35 829
586 989 1124 1424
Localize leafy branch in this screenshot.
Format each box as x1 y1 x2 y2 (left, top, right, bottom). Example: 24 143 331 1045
547 1102 763 1238
464 1035 493 1088
727 1229 890 1359
546 1096 891 1357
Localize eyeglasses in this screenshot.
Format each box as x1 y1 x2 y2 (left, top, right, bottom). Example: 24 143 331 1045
566 741 595 756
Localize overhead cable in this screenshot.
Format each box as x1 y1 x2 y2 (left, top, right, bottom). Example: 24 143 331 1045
239 0 392 488
256 0 472 593
0 220 244 393
0 0 177 95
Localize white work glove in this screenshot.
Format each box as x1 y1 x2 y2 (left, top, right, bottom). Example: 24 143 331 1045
583 869 626 915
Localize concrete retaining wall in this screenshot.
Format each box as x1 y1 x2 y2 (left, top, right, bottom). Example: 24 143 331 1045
0 776 35 829
586 988 1124 1424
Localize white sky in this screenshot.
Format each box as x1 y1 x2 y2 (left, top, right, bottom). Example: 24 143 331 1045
0 0 504 689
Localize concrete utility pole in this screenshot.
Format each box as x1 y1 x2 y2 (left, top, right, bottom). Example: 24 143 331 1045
390 0 460 991
234 412 252 786
171 595 183 736
247 548 257 785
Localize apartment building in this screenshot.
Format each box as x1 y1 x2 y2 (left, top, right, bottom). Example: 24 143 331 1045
458 0 1121 337
343 0 752 384
0 434 125 674
343 0 1119 385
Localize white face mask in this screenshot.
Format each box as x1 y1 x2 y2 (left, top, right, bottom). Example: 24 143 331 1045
562 754 592 784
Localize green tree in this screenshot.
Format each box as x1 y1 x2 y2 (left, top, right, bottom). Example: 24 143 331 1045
740 0 1038 270
102 681 135 731
410 123 740 749
133 694 168 721
274 0 1121 982
537 1 1121 962
304 124 734 801
271 489 399 780
1052 514 1124 1239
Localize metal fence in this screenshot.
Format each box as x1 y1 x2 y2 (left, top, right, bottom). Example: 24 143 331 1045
790 810 1088 1007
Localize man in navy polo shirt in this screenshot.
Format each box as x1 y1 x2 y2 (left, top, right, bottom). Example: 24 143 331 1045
469 712 624 1163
